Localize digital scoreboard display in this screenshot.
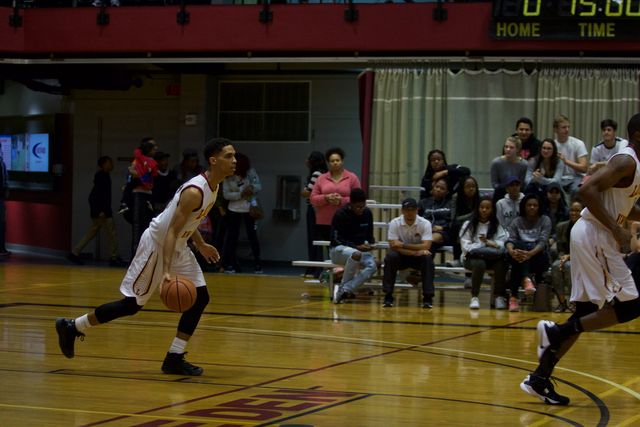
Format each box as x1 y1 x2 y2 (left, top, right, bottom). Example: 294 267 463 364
492 0 640 40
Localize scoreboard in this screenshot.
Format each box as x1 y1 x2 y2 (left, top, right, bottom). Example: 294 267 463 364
492 0 640 39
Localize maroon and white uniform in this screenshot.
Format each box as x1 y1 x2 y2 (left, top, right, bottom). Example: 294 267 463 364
120 173 217 305
571 146 640 307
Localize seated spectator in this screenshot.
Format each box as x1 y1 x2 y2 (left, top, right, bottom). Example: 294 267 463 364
589 118 628 175
418 178 453 251
330 189 377 304
490 136 528 203
553 114 588 196
524 138 564 197
420 149 470 200
460 197 508 310
513 117 541 160
541 182 569 256
449 176 480 268
382 198 434 309
550 199 583 313
496 176 525 230
505 194 552 312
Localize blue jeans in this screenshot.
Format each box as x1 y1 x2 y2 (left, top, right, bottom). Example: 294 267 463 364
330 245 377 293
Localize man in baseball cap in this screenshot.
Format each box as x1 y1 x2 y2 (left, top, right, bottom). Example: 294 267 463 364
382 197 435 309
401 197 418 209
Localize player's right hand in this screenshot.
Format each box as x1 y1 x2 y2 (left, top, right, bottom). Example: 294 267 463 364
160 273 172 290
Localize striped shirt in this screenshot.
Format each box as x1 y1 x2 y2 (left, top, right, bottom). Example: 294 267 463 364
305 170 322 205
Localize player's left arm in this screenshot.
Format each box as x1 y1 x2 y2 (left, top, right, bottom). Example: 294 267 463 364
162 187 202 280
191 229 220 264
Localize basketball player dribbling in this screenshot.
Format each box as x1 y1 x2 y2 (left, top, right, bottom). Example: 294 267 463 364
521 114 640 405
55 138 236 376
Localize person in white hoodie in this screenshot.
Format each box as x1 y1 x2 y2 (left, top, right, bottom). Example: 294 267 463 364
222 152 263 274
496 176 525 230
460 197 509 310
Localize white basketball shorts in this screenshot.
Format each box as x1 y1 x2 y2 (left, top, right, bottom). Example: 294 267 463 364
119 229 207 306
570 218 639 308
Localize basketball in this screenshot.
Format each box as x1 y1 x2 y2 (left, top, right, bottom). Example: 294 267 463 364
160 276 197 313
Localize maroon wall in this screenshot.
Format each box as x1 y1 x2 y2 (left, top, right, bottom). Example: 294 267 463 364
0 4 638 56
0 3 633 253
6 114 73 252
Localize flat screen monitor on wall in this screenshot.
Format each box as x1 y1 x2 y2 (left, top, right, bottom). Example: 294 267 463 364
0 115 55 191
0 133 50 173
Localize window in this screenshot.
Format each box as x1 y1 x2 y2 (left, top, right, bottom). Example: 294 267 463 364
219 81 310 142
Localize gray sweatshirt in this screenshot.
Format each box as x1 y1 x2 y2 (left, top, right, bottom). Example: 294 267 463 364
496 192 525 230
506 215 552 251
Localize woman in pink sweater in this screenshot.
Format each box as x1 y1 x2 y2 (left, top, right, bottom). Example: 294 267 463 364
310 147 361 241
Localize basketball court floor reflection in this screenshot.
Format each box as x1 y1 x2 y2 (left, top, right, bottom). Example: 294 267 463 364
1 261 639 426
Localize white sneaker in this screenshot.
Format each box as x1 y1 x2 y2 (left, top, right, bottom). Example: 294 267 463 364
469 296 480 309
332 285 339 302
447 259 462 268
495 296 507 310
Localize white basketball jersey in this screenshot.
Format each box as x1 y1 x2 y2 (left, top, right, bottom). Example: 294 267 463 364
147 173 217 246
582 146 640 226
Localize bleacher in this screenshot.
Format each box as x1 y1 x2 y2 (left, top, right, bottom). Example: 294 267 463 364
290 183 563 310
292 185 478 302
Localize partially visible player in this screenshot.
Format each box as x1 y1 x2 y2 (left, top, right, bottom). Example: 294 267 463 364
55 138 236 376
520 114 640 405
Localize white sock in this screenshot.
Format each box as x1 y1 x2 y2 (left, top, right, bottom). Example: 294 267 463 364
74 314 92 333
168 337 187 354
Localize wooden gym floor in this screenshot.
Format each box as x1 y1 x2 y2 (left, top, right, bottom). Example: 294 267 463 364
1 258 640 427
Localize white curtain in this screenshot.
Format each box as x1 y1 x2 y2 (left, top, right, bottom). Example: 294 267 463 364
370 68 446 203
369 66 640 198
444 68 538 186
536 68 640 148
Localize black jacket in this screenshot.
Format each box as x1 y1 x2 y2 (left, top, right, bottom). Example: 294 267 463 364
330 204 375 248
418 196 452 231
88 170 112 218
420 164 470 200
